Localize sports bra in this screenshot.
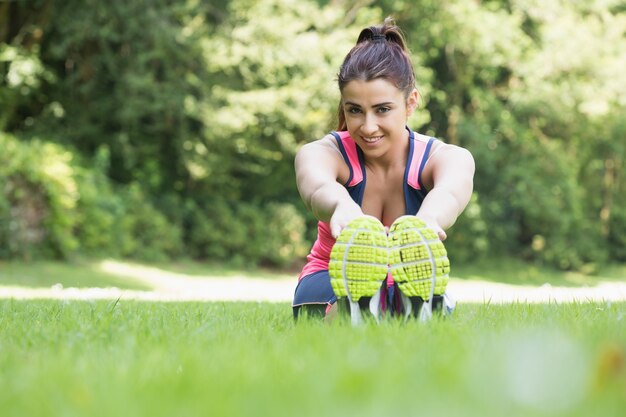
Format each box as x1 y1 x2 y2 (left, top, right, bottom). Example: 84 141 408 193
298 128 436 279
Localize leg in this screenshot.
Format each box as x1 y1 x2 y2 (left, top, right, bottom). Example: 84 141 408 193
292 270 336 321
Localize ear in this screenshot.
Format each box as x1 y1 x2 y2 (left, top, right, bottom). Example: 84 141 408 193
406 89 419 116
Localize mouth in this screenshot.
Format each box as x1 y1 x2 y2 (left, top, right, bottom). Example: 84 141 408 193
361 135 383 145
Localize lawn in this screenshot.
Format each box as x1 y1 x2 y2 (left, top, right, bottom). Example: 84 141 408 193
0 300 624 417
2 257 624 290
0 260 152 290
451 257 626 287
0 259 298 291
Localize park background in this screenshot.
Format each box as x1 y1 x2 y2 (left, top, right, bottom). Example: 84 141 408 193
1 0 625 275
1 2 626 417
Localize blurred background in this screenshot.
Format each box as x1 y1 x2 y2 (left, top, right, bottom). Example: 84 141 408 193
1 0 625 273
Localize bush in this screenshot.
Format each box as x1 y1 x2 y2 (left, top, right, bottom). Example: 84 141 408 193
445 193 490 264
73 152 127 258
184 199 307 267
0 133 78 259
262 203 309 267
117 184 184 262
75 176 184 262
608 202 626 262
0 134 184 261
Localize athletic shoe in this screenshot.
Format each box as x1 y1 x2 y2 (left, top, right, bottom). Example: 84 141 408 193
388 216 450 321
329 216 389 324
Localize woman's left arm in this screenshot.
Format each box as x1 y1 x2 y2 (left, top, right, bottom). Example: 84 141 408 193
417 144 475 241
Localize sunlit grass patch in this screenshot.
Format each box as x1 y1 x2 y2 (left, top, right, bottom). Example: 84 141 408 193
453 257 626 287
0 260 152 290
135 258 297 280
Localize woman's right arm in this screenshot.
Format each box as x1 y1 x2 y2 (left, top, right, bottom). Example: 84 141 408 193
295 136 363 238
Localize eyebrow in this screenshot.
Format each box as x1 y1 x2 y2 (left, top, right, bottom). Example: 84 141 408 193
343 101 394 108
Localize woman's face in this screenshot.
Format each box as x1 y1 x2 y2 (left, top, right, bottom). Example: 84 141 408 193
341 78 417 159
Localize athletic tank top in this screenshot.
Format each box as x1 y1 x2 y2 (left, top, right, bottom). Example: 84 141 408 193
298 128 436 279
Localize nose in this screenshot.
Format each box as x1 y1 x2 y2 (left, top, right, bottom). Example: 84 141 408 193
361 113 378 135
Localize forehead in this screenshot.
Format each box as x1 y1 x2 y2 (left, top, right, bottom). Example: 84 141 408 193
341 78 404 105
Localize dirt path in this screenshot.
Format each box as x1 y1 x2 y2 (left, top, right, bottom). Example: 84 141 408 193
1 260 625 304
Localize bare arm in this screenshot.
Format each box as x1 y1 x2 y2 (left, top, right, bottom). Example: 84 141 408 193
295 136 363 237
418 143 475 240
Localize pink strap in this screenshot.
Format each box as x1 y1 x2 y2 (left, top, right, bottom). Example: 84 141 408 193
407 138 428 190
386 271 394 287
336 132 363 187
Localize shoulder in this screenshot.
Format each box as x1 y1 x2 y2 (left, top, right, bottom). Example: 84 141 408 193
295 133 345 172
413 132 433 145
428 141 475 178
298 133 339 153
412 132 472 161
430 141 474 164
412 133 449 155
295 133 351 184
417 134 474 188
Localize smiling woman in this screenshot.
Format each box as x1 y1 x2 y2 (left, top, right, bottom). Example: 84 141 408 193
341 79 416 161
293 17 475 322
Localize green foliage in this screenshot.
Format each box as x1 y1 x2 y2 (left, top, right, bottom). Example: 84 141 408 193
186 0 363 202
608 196 626 261
385 0 626 269
0 133 79 259
184 199 307 267
0 133 183 262
1 0 625 269
22 0 201 192
74 164 185 262
263 203 309 267
0 43 55 131
445 193 490 263
117 184 184 261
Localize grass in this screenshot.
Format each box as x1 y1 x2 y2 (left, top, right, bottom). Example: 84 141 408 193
2 257 624 291
0 259 295 290
0 300 624 417
145 258 297 279
0 260 152 290
1 257 623 416
452 257 626 287
91 256 626 289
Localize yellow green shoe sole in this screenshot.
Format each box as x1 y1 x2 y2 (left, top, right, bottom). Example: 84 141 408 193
329 216 389 301
388 216 449 300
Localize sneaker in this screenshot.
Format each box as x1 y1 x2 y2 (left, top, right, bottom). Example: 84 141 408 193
388 216 450 321
329 216 389 324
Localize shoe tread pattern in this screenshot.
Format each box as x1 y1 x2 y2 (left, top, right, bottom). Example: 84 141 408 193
388 216 449 299
329 216 389 300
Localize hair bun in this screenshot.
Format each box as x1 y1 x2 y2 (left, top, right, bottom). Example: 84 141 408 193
371 34 386 42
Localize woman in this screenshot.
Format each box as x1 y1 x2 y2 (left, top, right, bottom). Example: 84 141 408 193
293 18 475 323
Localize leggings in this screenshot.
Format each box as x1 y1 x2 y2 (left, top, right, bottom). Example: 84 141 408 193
292 270 336 319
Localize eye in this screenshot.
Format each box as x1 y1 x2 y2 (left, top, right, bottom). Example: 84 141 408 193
347 107 362 114
377 106 391 113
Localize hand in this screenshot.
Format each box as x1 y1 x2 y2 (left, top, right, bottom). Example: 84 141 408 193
416 214 447 241
329 202 364 239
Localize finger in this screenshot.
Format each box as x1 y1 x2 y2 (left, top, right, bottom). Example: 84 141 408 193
331 222 343 239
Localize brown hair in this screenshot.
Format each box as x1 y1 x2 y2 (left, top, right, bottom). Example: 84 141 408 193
336 17 416 130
